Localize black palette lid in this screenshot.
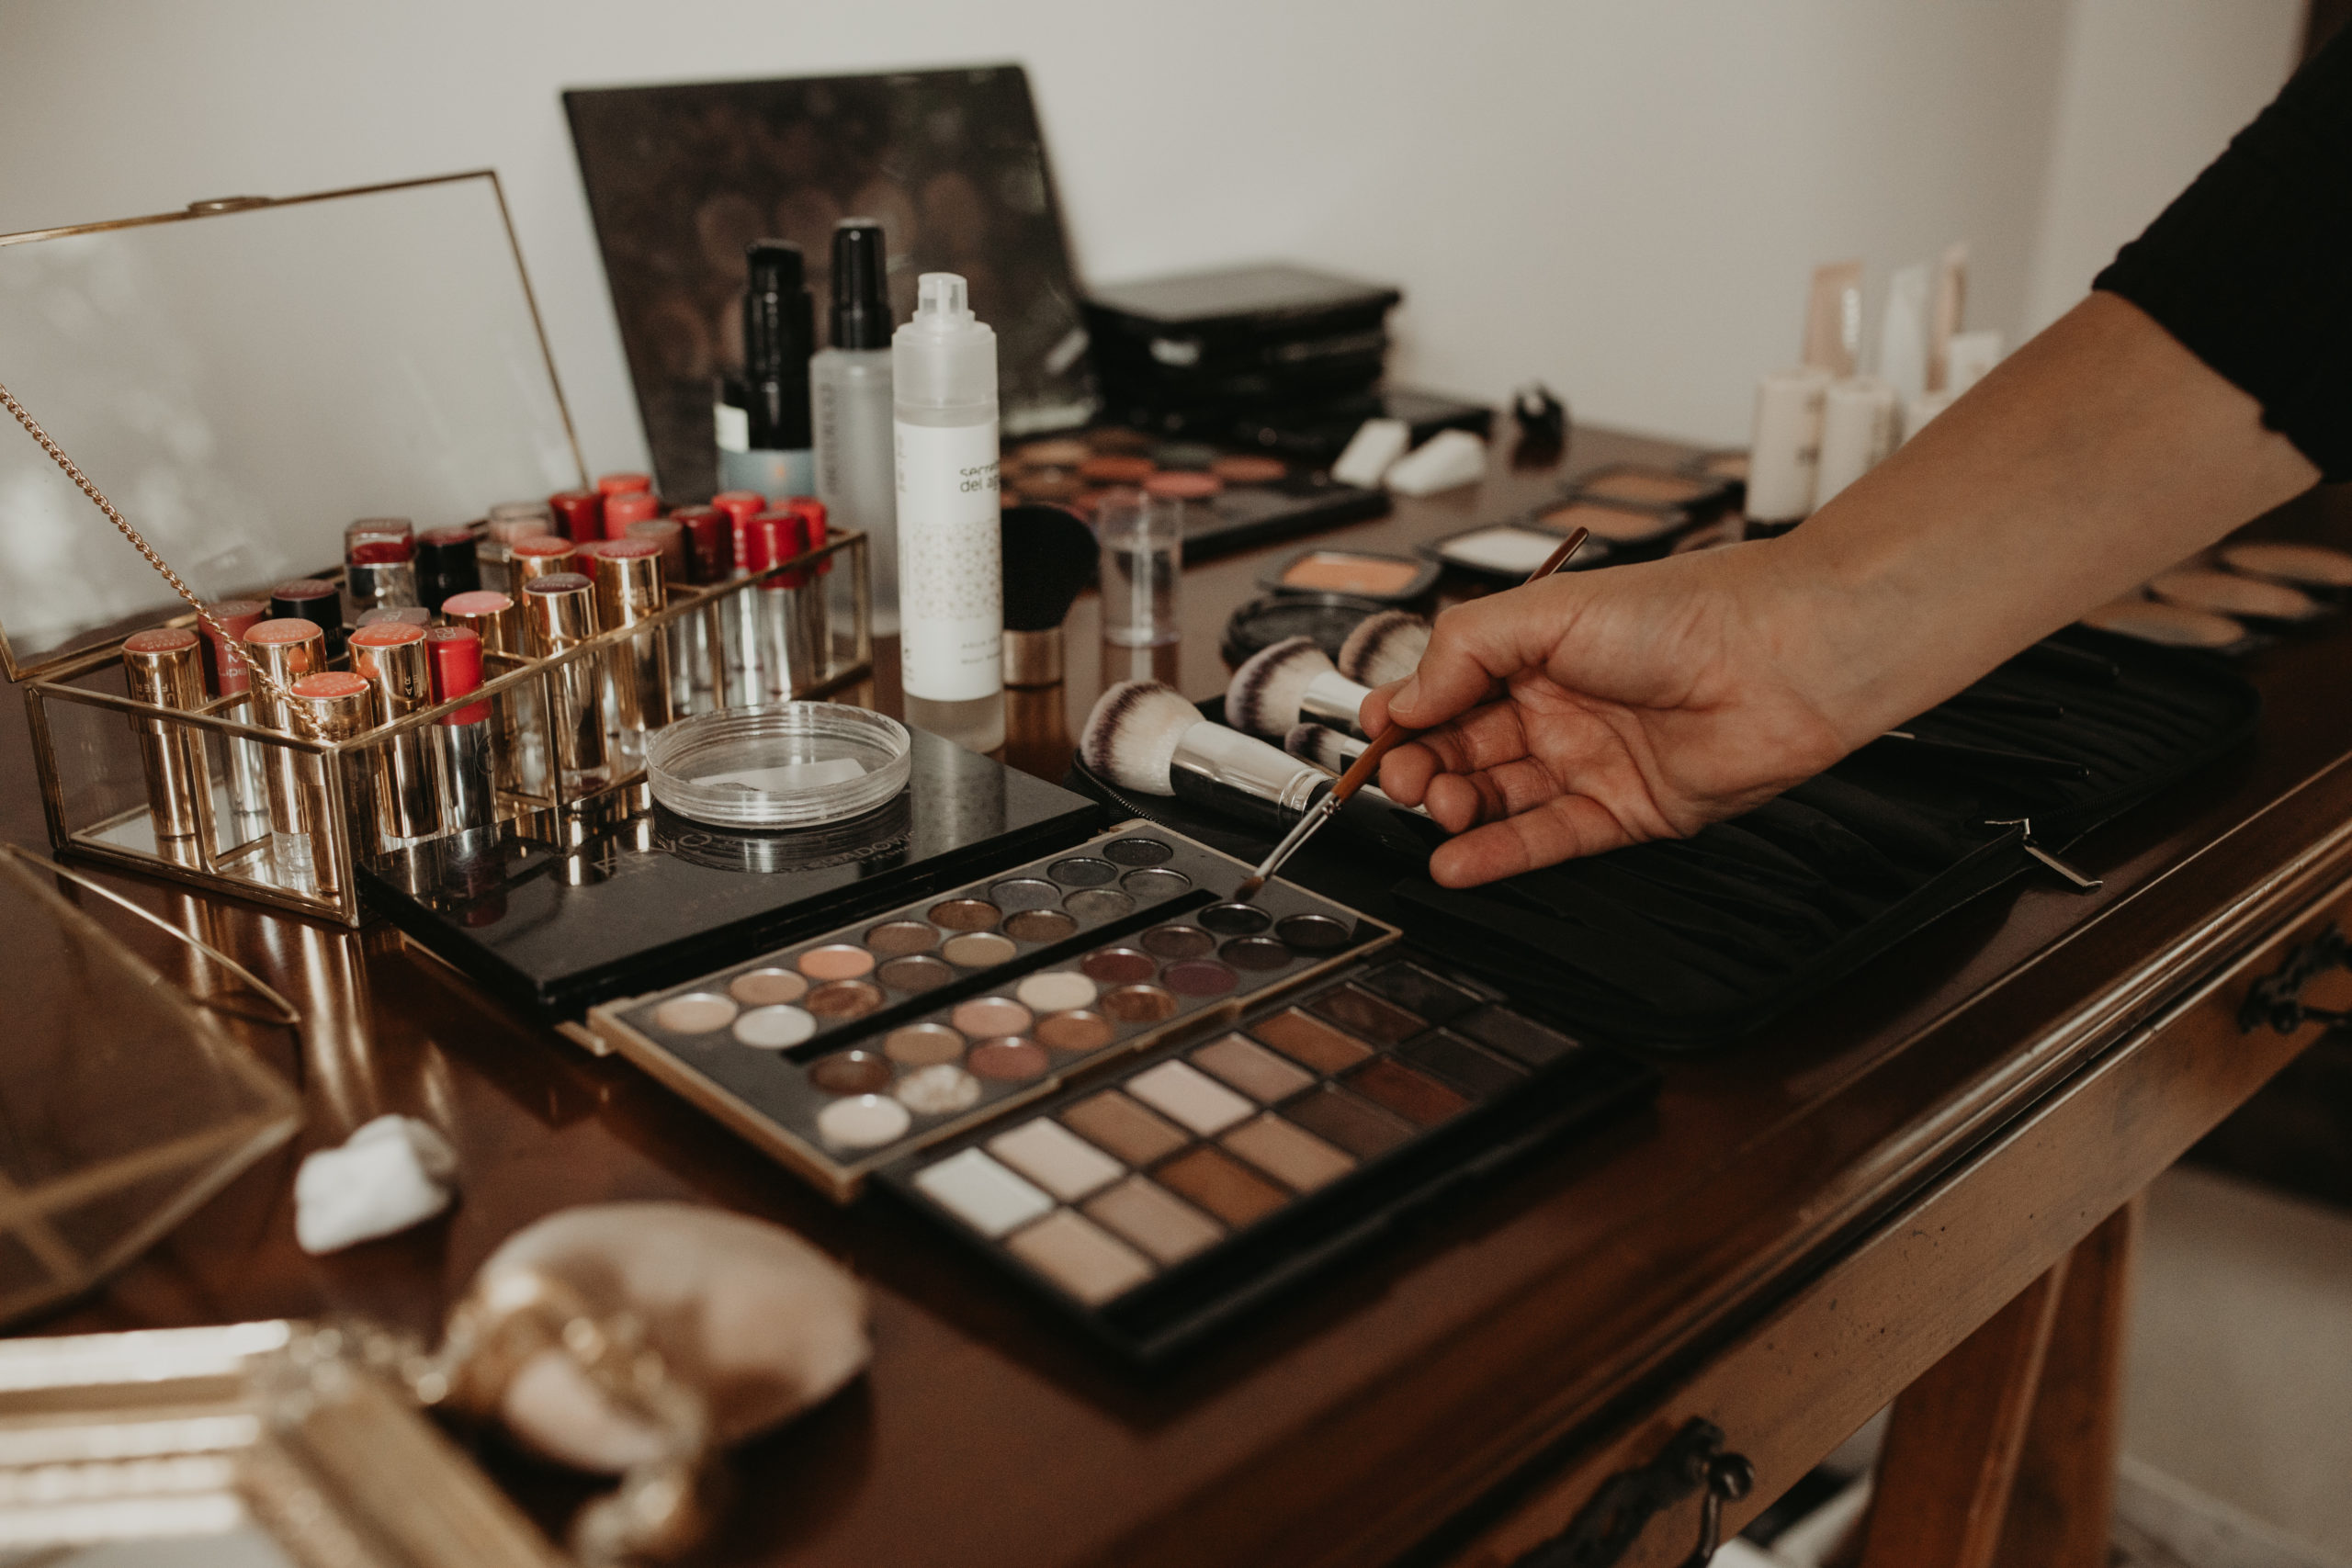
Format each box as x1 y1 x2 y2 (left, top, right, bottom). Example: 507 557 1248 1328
362 728 1102 1019
1085 263 1400 337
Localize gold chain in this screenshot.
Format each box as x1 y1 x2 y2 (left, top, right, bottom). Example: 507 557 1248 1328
0 376 317 738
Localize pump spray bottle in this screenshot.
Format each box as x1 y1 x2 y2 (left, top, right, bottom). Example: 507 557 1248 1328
893 273 1003 753
717 241 816 499
811 220 900 634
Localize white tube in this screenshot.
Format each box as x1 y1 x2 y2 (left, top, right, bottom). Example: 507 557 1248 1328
1746 367 1831 525
1815 377 1900 508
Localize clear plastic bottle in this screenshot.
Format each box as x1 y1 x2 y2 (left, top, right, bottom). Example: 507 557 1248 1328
893 273 1003 753
811 220 900 633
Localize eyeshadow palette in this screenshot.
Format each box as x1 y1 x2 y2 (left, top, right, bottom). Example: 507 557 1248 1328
883 953 1657 1360
586 822 1398 1198
1566 462 1732 514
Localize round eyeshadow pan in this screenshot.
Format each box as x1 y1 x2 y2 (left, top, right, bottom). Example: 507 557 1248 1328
989 878 1064 911
817 1094 911 1148
797 943 876 980
1047 856 1118 887
884 1023 966 1066
953 996 1035 1039
729 968 807 1007
1016 970 1099 1013
1101 837 1174 866
653 993 736 1033
1065 888 1135 922
968 1038 1050 1081
1036 1010 1114 1051
810 1050 893 1095
1141 924 1216 960
928 898 1001 931
895 1064 982 1115
865 920 937 955
1082 947 1158 986
1004 908 1079 942
1123 867 1191 899
876 954 955 993
806 980 884 1020
1102 985 1179 1023
1275 913 1354 953
943 931 1019 968
1199 902 1273 935
1222 937 1293 971
732 1005 817 1049
1163 960 1237 997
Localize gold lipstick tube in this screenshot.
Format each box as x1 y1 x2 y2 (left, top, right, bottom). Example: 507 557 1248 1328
443 589 538 797
522 572 608 788
243 617 328 879
348 620 436 841
587 539 670 758
120 626 216 863
511 536 578 585
285 671 377 899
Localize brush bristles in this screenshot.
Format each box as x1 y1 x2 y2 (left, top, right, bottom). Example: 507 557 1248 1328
1283 723 1363 774
1079 680 1202 795
1337 609 1431 687
1227 635 1336 739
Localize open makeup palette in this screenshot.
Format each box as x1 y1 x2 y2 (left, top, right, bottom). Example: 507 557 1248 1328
587 819 1653 1359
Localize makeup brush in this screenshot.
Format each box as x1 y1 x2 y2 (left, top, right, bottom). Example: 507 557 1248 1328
1226 636 1375 739
1336 609 1431 686
1080 680 1337 829
1284 723 1366 773
1235 526 1589 900
1001 503 1098 688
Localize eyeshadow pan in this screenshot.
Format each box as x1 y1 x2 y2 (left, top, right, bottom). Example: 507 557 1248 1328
864 920 937 955
969 1038 1050 1081
1141 924 1215 960
928 898 1001 931
915 1147 1052 1236
1274 914 1353 953
897 1063 983 1115
1399 1032 1529 1099
876 953 954 993
1360 962 1479 1023
1579 468 1707 504
797 943 876 980
943 931 1018 967
1004 908 1080 942
1061 1091 1188 1166
1102 985 1177 1023
1163 960 1237 997
1101 837 1174 866
1540 499 1681 544
1122 867 1191 899
807 980 883 1020
1192 1033 1315 1104
952 996 1033 1038
1252 1009 1374 1072
1309 985 1426 1044
732 1005 816 1049
809 1050 892 1095
1048 856 1118 887
1084 1176 1224 1265
1006 1210 1154 1306
1081 947 1156 986
989 878 1063 911
1015 970 1097 1013
1285 1085 1416 1158
1454 1004 1581 1067
1156 1146 1288 1228
1035 1010 1114 1051
1126 1060 1252 1135
1064 887 1134 921
728 968 807 1007
884 1022 965 1066
818 1094 911 1149
988 1119 1123 1201
1224 1114 1354 1192
653 993 736 1033
1198 902 1272 935
1221 936 1292 971
1344 1057 1469 1127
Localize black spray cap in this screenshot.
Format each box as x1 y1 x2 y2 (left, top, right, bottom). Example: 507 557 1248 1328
829 220 893 350
747 239 805 297
741 240 816 446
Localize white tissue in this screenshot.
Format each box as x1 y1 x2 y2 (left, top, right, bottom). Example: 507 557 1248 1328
293 1114 458 1255
1385 429 1488 497
1332 417 1410 489
701 758 865 794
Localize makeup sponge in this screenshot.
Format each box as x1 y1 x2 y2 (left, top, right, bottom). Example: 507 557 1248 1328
293 1114 458 1254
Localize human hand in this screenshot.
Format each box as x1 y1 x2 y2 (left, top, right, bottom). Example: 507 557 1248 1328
1365 543 1855 887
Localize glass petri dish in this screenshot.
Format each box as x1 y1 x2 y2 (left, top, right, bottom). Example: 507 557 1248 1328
647 703 912 829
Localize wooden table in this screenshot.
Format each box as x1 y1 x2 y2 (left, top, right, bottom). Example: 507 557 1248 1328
6 425 2346 1568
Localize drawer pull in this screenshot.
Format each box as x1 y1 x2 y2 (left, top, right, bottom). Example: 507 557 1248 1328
2238 921 2352 1036
1513 1416 1754 1568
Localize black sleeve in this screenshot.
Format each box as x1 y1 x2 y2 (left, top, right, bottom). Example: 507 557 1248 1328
2095 29 2352 481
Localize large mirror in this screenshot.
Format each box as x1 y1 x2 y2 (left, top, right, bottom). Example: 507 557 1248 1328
0 173 584 678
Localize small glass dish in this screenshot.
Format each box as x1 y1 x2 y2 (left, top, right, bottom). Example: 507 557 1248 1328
648 703 911 829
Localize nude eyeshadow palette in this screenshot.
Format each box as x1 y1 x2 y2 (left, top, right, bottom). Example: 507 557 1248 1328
880 954 1657 1361
585 822 1396 1199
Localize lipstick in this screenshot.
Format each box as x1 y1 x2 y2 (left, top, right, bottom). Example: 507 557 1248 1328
442 590 537 796
662 507 729 584
753 508 808 699
522 572 608 789
584 537 670 755
597 472 652 501
268 580 345 660
198 598 271 843
604 490 660 538
427 625 496 832
511 534 578 585
630 514 709 715
121 626 217 863
785 494 831 685
355 605 431 629
479 513 554 594
416 525 481 611
344 516 420 624
285 671 378 898
243 617 329 880
349 620 436 843
721 494 775 705
547 490 601 543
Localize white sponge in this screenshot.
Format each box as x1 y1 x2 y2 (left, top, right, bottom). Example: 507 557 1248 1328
294 1114 458 1254
1385 429 1488 497
1332 418 1411 488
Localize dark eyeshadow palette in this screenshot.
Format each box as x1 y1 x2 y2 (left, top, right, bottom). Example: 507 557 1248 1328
883 953 1657 1361
586 822 1396 1198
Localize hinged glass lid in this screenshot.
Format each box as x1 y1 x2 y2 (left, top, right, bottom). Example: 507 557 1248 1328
0 171 584 680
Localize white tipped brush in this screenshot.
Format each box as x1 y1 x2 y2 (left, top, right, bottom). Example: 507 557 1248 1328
1283 723 1366 774
1226 635 1374 739
1337 609 1431 687
1080 681 1331 827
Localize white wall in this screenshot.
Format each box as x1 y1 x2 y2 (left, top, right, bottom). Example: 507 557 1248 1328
0 0 2299 467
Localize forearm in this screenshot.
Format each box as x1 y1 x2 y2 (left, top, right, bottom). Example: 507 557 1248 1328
1771 292 2318 747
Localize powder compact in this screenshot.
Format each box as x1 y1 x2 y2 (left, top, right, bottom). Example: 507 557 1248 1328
2146 567 2324 624
2218 541 2352 592
2077 596 2248 650
1531 497 1691 547
1258 548 1439 604
1568 462 1732 515
1219 592 1391 666
1426 523 1611 581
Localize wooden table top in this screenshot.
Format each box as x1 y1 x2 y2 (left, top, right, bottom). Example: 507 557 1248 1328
6 425 2347 1568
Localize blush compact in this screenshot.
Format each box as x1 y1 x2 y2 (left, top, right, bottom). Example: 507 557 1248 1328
1257 547 1439 604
